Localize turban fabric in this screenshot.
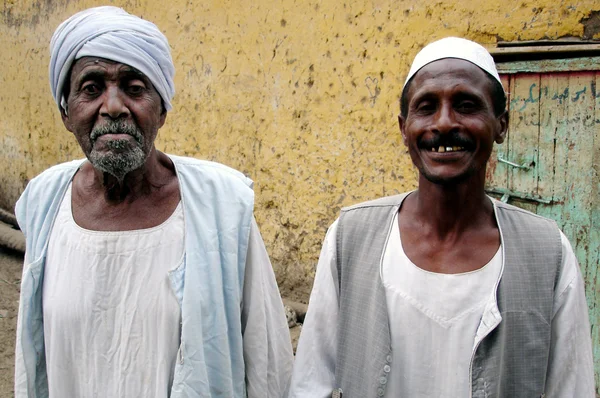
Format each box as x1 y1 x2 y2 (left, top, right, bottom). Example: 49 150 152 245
403 37 502 90
49 6 175 112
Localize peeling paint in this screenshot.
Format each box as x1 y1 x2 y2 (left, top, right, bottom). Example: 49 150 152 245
581 10 600 39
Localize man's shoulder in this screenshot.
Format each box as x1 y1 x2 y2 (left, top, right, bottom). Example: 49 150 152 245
492 197 559 229
24 159 84 193
336 193 411 235
32 159 85 180
16 159 84 233
341 192 411 213
492 198 564 264
167 154 253 189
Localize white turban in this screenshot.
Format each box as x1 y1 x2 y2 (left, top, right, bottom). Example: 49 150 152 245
403 37 501 89
49 6 175 112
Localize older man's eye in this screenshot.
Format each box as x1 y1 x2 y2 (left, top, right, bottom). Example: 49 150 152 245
81 83 100 95
127 84 145 95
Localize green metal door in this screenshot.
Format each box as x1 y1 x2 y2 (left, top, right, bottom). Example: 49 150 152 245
486 57 600 395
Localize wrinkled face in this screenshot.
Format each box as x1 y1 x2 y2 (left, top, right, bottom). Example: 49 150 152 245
399 59 507 186
61 57 166 180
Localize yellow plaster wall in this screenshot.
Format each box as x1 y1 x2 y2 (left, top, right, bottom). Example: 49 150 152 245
2 0 599 296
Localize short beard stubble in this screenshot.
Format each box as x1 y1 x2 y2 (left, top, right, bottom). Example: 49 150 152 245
88 121 147 184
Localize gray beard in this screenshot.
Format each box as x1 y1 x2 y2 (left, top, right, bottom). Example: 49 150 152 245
89 142 146 183
88 121 147 183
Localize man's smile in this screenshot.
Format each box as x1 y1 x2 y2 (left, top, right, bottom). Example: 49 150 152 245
417 132 475 155
430 146 466 153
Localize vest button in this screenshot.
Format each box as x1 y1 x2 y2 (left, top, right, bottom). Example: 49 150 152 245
377 387 385 396
331 388 343 398
379 376 387 385
386 355 392 363
383 365 391 373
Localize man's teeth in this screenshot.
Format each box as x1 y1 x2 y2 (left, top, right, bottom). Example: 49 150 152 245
431 146 464 152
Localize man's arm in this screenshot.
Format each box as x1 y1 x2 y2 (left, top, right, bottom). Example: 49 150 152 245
544 232 595 397
241 218 293 398
14 185 31 397
288 221 339 398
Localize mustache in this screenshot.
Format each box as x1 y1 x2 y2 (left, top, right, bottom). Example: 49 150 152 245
418 133 474 150
90 121 144 145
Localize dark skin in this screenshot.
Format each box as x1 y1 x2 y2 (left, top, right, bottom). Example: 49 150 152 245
397 59 508 274
61 57 180 231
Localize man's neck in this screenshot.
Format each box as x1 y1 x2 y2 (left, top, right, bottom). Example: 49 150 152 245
71 149 180 231
410 175 494 237
86 148 172 203
398 173 500 274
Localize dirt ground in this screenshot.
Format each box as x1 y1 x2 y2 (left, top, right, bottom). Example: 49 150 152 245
0 248 22 398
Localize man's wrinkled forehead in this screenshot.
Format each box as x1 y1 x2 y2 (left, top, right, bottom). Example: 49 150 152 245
408 58 493 92
71 58 148 82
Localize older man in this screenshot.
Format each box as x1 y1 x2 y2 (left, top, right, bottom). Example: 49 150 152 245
289 37 595 397
15 6 292 398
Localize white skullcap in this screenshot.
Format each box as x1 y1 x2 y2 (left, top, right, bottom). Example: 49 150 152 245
403 37 501 89
49 6 175 112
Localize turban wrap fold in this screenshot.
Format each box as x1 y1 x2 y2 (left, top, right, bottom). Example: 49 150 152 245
49 6 175 112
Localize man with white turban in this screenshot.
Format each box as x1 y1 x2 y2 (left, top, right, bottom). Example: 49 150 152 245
15 6 292 398
288 37 594 397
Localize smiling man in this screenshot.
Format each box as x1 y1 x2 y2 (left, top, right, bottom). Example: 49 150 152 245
289 37 594 398
14 6 292 398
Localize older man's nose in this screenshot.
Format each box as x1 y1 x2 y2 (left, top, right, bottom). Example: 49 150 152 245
100 87 130 120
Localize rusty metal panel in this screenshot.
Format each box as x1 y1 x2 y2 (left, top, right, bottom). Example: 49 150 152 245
536 74 567 207
497 56 600 74
487 70 600 394
507 73 541 213
537 73 570 223
554 73 595 286
590 72 600 395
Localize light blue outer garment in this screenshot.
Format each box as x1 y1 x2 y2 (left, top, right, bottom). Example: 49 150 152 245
14 154 255 397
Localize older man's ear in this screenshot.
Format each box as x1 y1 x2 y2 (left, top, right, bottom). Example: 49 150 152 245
159 104 167 128
60 107 74 133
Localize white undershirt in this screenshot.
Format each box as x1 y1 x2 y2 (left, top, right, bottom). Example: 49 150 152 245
382 212 501 397
43 184 184 398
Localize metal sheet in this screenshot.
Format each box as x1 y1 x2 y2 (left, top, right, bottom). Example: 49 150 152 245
497 57 600 73
488 70 600 394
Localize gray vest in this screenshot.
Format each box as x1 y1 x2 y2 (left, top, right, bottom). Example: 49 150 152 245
334 193 563 398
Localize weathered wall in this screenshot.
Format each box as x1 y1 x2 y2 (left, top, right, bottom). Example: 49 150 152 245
2 0 599 297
